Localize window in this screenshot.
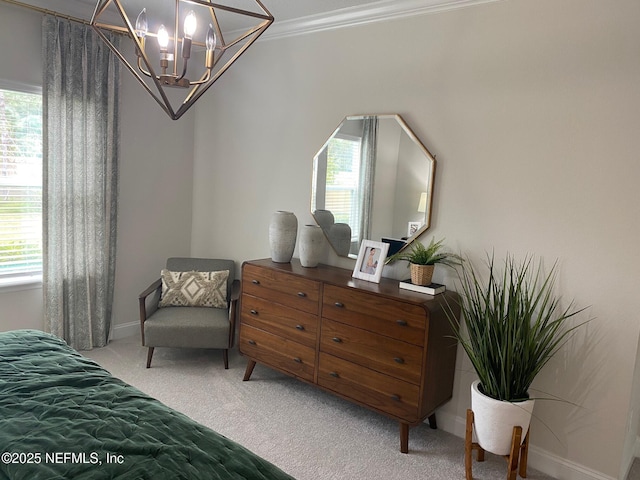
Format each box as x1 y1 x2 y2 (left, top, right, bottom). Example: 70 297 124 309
0 87 42 283
324 135 361 241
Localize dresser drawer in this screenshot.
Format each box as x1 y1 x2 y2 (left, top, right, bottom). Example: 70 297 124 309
240 324 315 382
241 293 318 348
322 285 426 346
320 319 423 385
318 353 419 420
243 264 320 315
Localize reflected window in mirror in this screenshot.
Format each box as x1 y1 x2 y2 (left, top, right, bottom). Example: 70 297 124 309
311 114 436 258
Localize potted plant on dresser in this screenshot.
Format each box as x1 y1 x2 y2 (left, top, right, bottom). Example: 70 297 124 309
446 254 588 470
389 237 462 286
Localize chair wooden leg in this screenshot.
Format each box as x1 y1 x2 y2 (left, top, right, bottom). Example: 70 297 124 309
146 347 154 368
223 349 229 369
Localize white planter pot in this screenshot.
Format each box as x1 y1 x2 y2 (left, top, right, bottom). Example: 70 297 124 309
269 211 297 263
470 380 535 456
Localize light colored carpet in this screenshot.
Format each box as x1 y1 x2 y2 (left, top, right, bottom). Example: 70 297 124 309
83 337 558 480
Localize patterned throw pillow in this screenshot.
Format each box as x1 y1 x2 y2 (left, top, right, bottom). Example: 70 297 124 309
158 270 229 308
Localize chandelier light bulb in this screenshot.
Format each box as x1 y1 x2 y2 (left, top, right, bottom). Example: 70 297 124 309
157 24 169 50
183 10 197 39
135 8 148 38
206 24 216 51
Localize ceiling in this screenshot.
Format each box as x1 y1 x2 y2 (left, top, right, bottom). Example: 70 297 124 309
13 0 390 24
10 0 493 40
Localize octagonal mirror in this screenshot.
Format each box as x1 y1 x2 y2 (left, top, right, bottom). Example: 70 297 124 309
311 114 436 258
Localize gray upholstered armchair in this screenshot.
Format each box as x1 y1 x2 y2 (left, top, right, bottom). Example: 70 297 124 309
138 257 240 369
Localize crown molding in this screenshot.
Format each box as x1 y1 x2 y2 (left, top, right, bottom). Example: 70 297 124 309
261 0 504 41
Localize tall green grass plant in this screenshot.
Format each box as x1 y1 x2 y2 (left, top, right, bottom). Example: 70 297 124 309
448 254 587 402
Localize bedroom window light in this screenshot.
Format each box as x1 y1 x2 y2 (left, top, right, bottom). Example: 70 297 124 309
0 86 42 288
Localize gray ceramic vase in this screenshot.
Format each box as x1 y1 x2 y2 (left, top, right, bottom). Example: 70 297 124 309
269 211 297 263
299 224 324 267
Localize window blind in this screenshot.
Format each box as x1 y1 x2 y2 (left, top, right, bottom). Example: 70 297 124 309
0 88 42 278
325 136 361 240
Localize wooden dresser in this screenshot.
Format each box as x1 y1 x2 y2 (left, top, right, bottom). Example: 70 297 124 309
239 258 460 453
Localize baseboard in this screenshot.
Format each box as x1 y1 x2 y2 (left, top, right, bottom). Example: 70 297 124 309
109 321 138 341
435 411 615 480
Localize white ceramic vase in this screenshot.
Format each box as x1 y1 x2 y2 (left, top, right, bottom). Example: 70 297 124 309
470 380 535 456
269 211 297 263
299 224 324 267
328 223 351 256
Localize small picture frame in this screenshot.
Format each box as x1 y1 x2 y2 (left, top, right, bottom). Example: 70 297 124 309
352 240 389 284
407 221 421 237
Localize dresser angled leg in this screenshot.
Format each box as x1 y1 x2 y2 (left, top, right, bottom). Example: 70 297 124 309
400 422 409 453
243 360 256 381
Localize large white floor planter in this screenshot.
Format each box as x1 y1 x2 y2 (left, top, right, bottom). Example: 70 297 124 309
470 380 535 456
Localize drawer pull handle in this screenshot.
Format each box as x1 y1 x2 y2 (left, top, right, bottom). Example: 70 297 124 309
396 319 408 327
297 292 307 298
293 357 302 364
250 309 258 315
394 357 405 364
295 324 305 331
248 340 257 346
391 394 401 402
334 302 344 308
329 372 339 378
252 279 260 285
332 337 342 343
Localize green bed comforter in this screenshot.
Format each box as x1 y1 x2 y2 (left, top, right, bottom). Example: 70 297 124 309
0 330 294 480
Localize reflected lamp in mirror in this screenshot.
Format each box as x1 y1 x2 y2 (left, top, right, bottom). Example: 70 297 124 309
311 114 436 258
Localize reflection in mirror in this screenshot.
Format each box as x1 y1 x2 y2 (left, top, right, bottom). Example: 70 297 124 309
311 114 435 258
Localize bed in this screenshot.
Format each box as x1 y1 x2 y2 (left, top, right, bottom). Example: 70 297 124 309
0 329 294 480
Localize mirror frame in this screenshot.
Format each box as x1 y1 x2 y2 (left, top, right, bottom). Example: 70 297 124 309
311 114 436 258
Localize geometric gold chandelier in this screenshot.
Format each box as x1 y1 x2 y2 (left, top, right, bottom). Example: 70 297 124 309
91 0 273 120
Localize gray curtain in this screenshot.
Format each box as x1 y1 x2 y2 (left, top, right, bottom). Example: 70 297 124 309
358 116 378 244
42 16 120 350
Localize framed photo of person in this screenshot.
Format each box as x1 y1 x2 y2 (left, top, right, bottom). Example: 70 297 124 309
407 221 421 237
352 240 389 284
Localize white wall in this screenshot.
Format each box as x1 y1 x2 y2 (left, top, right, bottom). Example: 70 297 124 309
111 51 196 339
0 2 194 339
0 4 44 331
190 1 640 479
